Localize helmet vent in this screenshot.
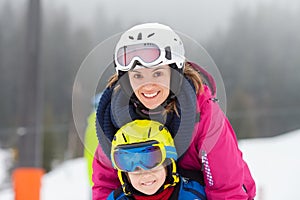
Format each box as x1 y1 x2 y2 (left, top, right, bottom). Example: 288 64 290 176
122 133 127 142
159 125 164 131
147 127 152 138
137 32 142 40
128 36 134 40
147 33 155 38
165 46 172 60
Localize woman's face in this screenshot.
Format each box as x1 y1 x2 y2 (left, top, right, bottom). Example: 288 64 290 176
128 65 171 109
127 165 166 195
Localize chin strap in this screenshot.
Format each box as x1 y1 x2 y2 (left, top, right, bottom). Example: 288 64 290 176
163 159 180 189
118 170 132 196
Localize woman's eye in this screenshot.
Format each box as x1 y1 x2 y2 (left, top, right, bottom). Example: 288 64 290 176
153 71 163 77
133 74 143 79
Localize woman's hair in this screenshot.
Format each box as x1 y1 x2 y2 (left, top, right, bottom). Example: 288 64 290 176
106 62 204 115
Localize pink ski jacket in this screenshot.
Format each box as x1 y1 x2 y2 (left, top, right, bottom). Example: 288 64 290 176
92 63 256 200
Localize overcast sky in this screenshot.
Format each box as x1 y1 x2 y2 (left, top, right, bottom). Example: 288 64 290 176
3 0 300 41
43 0 300 41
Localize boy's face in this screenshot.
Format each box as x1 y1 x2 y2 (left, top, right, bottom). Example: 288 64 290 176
127 165 166 195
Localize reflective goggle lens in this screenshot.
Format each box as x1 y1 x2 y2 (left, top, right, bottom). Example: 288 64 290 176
116 43 161 67
113 144 163 172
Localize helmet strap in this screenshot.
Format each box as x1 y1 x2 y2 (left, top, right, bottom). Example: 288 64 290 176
169 63 184 96
164 159 179 189
118 170 135 196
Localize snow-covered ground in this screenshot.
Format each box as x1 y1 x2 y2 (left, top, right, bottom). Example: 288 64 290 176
40 158 90 200
0 149 11 186
0 148 14 200
1 129 300 200
239 129 300 200
0 157 91 200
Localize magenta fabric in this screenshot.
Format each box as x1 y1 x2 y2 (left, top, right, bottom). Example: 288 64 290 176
92 63 256 199
178 85 256 199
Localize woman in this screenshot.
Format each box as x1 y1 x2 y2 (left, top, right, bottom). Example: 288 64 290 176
92 23 256 200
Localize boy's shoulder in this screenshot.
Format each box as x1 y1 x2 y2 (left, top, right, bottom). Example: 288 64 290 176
108 177 206 200
171 176 206 200
107 187 129 200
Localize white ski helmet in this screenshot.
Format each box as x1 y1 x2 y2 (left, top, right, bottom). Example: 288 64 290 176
114 23 185 74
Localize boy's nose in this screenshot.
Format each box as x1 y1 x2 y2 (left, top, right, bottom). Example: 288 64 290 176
140 171 154 178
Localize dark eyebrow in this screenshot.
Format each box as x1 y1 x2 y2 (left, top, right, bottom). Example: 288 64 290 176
131 66 168 73
152 66 167 72
130 69 142 73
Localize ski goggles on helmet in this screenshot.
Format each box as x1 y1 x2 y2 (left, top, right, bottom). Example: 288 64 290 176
115 43 165 71
112 140 176 172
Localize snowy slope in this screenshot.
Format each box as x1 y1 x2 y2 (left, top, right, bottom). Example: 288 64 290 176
0 149 12 188
0 148 13 199
40 158 90 200
239 129 300 200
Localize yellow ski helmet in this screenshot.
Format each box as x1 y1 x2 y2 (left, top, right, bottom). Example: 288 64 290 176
111 119 179 195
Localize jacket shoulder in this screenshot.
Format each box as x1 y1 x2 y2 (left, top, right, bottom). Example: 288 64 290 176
107 187 129 200
177 177 207 200
188 61 217 97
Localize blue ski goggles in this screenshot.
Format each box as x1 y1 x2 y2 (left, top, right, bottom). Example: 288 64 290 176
112 140 176 172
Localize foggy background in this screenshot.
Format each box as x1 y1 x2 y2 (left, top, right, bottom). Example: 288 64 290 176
0 0 300 187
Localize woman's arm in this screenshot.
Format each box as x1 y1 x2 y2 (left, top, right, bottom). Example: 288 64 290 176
92 145 120 200
196 87 256 199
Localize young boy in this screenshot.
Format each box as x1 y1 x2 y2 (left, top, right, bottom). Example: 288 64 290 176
107 119 206 200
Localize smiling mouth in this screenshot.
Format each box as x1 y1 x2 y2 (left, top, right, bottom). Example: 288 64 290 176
142 91 159 98
142 180 156 186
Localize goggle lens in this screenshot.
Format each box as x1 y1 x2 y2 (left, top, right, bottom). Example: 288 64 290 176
116 43 161 67
113 144 163 172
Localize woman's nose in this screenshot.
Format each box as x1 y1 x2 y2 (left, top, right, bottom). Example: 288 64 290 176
141 83 156 90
